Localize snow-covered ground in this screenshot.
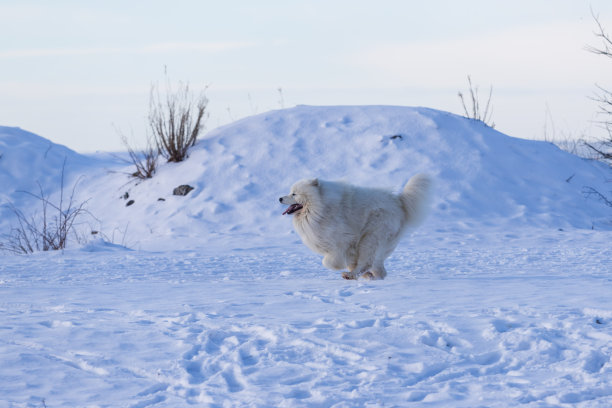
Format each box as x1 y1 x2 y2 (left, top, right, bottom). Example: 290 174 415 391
1 106 611 407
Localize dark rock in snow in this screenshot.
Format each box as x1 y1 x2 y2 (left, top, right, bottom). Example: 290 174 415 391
173 185 194 196
126 200 135 207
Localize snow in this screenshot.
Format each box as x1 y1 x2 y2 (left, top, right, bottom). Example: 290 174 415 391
1 105 612 407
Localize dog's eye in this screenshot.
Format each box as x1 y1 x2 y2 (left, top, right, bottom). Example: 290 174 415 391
292 193 296 196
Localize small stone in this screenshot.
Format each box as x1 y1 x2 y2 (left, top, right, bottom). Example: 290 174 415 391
173 185 194 196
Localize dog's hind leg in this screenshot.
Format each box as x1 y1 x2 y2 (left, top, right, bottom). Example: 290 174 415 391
343 232 380 280
363 230 401 279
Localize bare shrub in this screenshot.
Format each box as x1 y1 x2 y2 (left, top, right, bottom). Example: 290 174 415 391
458 75 495 128
149 79 208 163
584 139 612 164
586 11 612 165
574 11 612 212
583 186 612 208
1 160 91 254
119 132 158 179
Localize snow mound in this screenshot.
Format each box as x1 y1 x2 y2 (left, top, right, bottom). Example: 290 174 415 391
3 106 611 251
0 126 94 226
80 105 611 250
0 126 89 192
201 105 609 230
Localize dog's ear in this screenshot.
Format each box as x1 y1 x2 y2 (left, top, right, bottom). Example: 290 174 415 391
310 178 319 187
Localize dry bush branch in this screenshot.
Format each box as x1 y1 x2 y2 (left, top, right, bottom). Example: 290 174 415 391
586 11 612 166
1 159 92 254
586 10 612 58
458 75 495 128
583 186 612 208
119 132 158 179
581 11 612 212
149 79 208 163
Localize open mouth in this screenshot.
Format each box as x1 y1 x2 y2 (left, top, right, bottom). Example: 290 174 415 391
282 203 303 215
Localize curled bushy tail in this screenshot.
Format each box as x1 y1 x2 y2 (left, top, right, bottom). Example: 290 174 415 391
400 173 432 227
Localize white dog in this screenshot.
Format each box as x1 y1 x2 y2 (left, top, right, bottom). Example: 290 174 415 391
279 174 431 280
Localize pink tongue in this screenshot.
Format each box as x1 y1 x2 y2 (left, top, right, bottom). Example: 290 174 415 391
282 204 302 215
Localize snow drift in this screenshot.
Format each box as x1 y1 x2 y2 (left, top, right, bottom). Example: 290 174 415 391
0 126 91 224
1 105 611 250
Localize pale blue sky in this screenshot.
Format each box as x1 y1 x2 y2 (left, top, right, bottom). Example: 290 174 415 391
2 0 612 152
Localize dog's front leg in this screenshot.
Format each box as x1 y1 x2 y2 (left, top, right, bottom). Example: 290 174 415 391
323 253 346 270
341 258 359 280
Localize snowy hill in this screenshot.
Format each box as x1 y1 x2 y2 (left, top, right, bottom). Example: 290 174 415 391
4 105 609 250
3 106 612 251
0 126 90 224
2 107 612 407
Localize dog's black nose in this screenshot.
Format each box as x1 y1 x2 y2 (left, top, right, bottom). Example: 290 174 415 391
279 197 283 203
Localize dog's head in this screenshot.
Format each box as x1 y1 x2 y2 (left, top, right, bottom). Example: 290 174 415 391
279 178 319 215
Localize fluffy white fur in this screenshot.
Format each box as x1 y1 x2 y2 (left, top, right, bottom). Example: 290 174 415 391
280 174 432 280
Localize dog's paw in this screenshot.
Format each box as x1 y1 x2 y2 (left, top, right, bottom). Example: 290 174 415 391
361 272 375 280
342 272 358 280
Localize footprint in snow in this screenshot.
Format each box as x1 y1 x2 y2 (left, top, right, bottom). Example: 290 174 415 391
345 319 377 329
583 350 609 373
222 366 246 393
286 389 311 399
491 318 521 333
182 344 202 361
238 346 259 367
183 360 207 385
